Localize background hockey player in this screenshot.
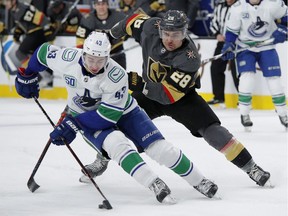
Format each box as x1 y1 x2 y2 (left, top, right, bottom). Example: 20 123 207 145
221 0 287 130
5 0 55 88
14 31 219 204
76 0 127 69
118 0 166 17
47 0 83 36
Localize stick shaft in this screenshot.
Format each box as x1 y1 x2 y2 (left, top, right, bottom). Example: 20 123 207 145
33 97 111 203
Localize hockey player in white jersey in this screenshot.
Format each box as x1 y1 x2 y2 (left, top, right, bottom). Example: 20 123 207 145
14 31 218 204
221 0 288 130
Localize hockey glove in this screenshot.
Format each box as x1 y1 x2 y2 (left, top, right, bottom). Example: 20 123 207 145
221 42 236 61
50 115 80 146
15 68 40 99
13 27 23 43
128 71 145 92
272 25 287 44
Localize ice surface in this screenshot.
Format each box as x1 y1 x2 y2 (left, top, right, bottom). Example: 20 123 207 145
0 98 287 216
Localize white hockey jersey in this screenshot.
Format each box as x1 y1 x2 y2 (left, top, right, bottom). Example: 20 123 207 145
35 43 136 125
226 0 287 51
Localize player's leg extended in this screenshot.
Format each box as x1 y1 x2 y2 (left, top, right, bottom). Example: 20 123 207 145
82 128 175 204
102 130 176 204
145 140 218 198
164 91 270 186
118 107 218 198
198 123 270 186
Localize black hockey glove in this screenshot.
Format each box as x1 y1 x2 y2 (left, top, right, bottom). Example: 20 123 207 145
13 27 23 43
128 71 145 92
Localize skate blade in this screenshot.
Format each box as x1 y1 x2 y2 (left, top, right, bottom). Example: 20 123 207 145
209 104 226 109
263 179 275 188
244 126 252 132
161 195 177 205
211 193 222 200
79 175 93 184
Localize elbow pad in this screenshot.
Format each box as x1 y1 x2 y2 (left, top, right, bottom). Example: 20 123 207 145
110 21 127 39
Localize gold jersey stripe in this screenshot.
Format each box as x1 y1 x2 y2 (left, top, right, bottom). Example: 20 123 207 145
221 138 245 161
33 11 44 25
125 14 149 36
162 80 185 103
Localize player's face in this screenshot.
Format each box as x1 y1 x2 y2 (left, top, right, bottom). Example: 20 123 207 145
123 0 134 5
161 30 184 51
94 2 108 16
226 0 236 6
5 0 16 10
83 53 108 75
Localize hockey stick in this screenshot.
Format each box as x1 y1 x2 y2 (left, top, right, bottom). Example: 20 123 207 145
27 138 52 192
32 97 112 210
27 105 67 193
52 0 80 38
61 0 80 25
201 38 275 65
187 38 275 84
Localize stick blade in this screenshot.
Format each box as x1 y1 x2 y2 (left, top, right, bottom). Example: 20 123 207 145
27 177 40 193
98 200 112 210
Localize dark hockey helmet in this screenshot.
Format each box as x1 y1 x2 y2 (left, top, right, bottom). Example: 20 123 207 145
47 0 64 16
159 10 188 40
50 0 63 8
160 10 188 32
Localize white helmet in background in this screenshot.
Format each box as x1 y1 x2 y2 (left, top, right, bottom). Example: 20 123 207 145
82 31 111 74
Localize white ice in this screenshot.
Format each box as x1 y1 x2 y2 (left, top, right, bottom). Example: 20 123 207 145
0 98 287 216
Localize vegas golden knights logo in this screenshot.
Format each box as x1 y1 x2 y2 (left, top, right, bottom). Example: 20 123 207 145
147 57 170 82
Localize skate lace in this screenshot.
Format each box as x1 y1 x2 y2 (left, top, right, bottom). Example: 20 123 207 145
149 178 170 196
248 165 264 182
194 178 214 194
280 115 288 124
242 115 251 123
86 159 107 172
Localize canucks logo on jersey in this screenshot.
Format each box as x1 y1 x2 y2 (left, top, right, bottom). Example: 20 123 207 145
248 16 269 38
73 89 101 111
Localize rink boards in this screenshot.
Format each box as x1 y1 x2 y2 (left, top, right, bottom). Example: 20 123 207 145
0 35 287 109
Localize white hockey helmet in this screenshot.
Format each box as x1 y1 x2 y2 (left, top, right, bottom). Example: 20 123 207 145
82 31 111 74
83 31 111 57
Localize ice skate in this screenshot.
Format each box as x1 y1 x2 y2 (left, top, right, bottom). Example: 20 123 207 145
149 178 176 204
279 115 288 130
247 164 271 186
193 178 218 198
79 154 109 183
241 115 253 132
